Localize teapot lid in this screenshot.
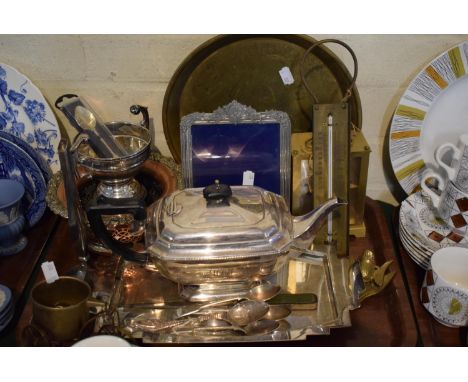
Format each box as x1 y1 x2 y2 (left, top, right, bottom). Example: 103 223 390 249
146 183 293 261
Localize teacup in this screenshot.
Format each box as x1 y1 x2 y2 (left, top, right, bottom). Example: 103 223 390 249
435 134 468 192
420 246 468 327
0 179 27 256
31 277 91 342
421 172 468 231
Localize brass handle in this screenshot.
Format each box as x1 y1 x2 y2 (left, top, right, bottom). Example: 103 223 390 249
300 38 358 104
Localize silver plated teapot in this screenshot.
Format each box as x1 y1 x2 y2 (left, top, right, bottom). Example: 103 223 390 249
87 180 345 299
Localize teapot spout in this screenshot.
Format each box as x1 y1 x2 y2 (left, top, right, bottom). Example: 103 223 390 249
292 197 347 247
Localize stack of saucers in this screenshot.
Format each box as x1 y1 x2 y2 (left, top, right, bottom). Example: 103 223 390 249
399 191 468 270
0 284 14 333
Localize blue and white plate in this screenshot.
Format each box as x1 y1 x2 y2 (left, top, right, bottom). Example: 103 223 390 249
0 300 13 322
0 306 13 333
0 284 12 313
0 136 46 227
0 63 60 173
0 130 51 182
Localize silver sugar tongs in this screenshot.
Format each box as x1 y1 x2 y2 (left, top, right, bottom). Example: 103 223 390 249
58 139 89 280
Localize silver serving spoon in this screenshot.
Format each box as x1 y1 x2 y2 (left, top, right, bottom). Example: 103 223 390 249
263 304 291 321
244 319 279 335
132 299 269 333
226 300 269 326
126 298 269 333
176 283 280 320
128 283 281 334
248 283 281 301
74 105 128 157
75 105 96 129
177 318 279 336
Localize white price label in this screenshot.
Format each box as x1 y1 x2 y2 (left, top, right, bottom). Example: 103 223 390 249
242 170 255 186
279 66 294 85
41 261 59 284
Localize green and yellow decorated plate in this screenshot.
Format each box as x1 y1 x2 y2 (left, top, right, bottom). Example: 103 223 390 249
390 41 468 195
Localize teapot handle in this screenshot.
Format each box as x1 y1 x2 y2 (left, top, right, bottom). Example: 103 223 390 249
86 198 149 265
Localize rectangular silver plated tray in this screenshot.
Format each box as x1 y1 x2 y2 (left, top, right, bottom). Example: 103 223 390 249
105 245 353 344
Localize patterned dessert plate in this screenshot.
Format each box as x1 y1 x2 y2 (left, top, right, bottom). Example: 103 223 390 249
399 191 468 252
399 224 433 257
0 302 13 332
389 41 468 195
0 284 12 314
0 130 51 182
0 136 46 227
399 213 439 256
0 298 13 322
399 226 431 269
0 63 60 173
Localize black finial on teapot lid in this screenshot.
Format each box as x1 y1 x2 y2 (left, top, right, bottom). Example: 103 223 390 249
203 180 232 207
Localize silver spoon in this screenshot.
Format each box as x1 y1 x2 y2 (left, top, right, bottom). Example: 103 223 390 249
226 300 269 326
244 319 279 335
249 283 281 301
275 319 291 332
263 304 291 321
178 318 279 336
127 299 269 333
74 105 128 157
126 313 209 333
202 317 280 336
176 283 281 320
75 105 96 129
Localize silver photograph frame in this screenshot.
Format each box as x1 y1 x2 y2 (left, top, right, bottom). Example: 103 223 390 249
180 100 291 205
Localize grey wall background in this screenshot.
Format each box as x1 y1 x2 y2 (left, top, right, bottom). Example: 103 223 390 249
1 34 467 204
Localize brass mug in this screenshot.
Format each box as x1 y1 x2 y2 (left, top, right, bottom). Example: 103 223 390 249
31 277 91 342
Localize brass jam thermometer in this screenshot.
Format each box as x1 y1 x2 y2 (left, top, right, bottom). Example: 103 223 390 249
300 38 358 257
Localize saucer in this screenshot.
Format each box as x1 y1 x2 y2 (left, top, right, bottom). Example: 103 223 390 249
0 307 13 333
0 136 47 227
0 284 12 312
399 223 433 256
399 220 434 256
399 191 468 252
0 285 13 333
0 299 13 323
399 226 431 269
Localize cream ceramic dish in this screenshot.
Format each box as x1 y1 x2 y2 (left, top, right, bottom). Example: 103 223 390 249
72 335 131 347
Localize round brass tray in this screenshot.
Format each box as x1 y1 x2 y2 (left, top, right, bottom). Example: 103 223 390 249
163 34 362 163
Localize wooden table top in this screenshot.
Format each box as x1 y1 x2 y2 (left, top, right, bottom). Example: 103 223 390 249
0 210 59 345
12 197 421 346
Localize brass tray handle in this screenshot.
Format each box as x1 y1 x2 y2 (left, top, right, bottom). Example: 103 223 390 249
300 39 359 104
